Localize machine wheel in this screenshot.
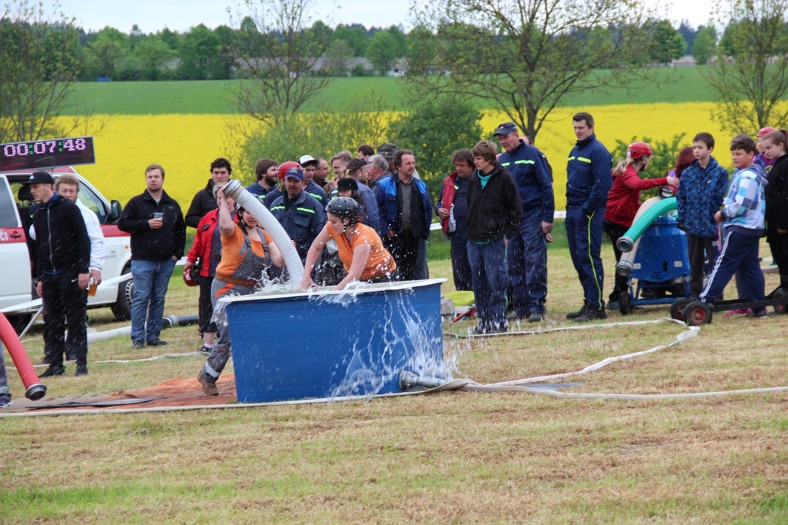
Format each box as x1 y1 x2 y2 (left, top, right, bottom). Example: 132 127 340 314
670 297 693 321
774 288 788 314
619 293 632 315
684 301 712 326
111 267 134 321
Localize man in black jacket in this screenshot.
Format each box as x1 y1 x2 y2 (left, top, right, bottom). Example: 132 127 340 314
26 171 91 376
466 141 523 334
185 158 231 228
119 164 185 349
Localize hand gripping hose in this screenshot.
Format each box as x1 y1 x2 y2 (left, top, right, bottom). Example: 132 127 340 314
223 179 304 284
0 313 46 400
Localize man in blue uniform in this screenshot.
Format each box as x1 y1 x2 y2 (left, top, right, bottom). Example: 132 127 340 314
495 122 554 322
269 166 326 263
564 112 612 322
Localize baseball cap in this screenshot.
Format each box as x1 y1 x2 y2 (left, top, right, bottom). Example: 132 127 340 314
337 177 359 192
493 122 518 136
757 127 777 138
377 142 397 161
299 154 318 166
284 166 304 181
24 171 55 185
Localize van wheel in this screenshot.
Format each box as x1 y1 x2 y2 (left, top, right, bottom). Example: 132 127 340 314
111 269 134 321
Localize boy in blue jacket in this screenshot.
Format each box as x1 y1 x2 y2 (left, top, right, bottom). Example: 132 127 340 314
676 132 729 298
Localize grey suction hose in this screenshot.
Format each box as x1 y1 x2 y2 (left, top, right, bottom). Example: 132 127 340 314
162 314 199 327
223 179 304 284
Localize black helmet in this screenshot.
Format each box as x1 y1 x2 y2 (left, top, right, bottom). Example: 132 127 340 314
326 197 359 223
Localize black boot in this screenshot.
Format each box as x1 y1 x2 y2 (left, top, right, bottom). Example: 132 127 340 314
40 365 65 377
573 307 607 323
566 302 589 320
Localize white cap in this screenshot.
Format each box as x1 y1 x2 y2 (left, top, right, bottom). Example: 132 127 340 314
299 154 317 166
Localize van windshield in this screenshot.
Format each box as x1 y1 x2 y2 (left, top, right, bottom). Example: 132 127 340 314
76 184 108 223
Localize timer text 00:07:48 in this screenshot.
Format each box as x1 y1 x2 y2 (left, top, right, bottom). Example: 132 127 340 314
3 138 88 157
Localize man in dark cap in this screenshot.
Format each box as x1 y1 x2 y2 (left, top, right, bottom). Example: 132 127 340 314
26 171 91 376
269 166 326 262
494 121 554 323
377 142 398 174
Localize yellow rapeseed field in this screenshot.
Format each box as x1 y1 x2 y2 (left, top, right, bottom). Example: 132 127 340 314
66 102 729 210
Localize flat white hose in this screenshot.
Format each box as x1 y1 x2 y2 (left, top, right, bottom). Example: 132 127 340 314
223 179 304 284
4 318 785 418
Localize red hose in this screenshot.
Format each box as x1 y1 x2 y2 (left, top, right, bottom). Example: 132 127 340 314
0 313 46 401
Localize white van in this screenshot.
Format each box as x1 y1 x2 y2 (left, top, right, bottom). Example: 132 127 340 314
0 167 133 331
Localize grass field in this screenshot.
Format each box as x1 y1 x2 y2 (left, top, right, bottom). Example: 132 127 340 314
1 239 786 523
68 67 715 115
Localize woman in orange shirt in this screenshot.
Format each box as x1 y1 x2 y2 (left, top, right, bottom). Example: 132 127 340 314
197 186 284 396
300 197 398 291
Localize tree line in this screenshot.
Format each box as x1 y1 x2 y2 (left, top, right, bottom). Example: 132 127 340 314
0 3 751 83
1 0 785 185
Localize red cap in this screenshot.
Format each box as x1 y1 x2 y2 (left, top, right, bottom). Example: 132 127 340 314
757 127 776 138
277 161 301 181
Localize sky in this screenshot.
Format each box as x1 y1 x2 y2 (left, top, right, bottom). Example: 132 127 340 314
54 0 719 34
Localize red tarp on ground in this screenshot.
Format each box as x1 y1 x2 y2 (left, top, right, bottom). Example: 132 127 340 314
0 376 238 414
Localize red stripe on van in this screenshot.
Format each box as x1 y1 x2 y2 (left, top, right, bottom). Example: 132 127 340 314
0 227 27 244
101 224 130 238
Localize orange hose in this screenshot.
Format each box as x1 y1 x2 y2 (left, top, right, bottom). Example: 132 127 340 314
0 313 46 400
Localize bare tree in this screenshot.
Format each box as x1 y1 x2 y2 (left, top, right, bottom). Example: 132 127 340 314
707 0 788 133
408 0 659 143
232 0 330 126
0 0 91 142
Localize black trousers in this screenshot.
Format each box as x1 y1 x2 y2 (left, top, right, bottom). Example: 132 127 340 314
197 274 217 335
41 270 87 368
384 231 427 281
686 234 717 297
768 229 788 288
603 220 629 302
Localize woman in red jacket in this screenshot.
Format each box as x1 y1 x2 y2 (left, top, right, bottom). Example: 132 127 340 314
603 142 678 309
184 183 235 354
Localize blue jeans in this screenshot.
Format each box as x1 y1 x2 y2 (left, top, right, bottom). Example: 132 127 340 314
508 208 548 315
0 344 9 401
467 239 509 329
130 258 177 342
565 206 606 310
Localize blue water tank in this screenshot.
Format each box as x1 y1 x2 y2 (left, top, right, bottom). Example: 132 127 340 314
632 216 689 282
224 279 446 403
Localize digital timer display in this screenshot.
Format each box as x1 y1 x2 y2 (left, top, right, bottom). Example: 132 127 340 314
0 136 96 171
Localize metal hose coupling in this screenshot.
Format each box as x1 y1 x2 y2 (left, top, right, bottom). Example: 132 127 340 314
399 370 449 391
616 260 634 277
616 236 635 253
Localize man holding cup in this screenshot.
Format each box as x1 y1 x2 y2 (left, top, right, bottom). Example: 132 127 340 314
119 164 186 349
